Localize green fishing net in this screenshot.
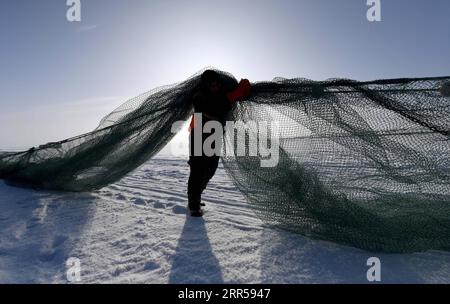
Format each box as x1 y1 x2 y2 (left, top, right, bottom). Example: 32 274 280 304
1 68 450 253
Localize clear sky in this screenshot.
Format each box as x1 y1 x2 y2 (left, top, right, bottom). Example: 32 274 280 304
1 0 449 152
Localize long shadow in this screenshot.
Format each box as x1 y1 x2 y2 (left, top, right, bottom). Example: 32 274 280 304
169 214 223 283
0 181 96 283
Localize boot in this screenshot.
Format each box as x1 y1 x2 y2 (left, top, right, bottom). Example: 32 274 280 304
190 208 204 217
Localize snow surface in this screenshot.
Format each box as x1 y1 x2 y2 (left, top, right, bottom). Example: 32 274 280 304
0 157 449 284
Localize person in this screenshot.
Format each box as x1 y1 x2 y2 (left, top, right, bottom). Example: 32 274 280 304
187 70 251 217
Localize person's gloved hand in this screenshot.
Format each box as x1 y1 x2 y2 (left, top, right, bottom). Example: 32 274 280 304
227 79 251 103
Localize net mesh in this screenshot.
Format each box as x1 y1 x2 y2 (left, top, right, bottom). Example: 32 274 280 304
1 68 450 252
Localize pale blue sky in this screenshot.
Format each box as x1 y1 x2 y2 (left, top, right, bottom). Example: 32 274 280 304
1 0 449 150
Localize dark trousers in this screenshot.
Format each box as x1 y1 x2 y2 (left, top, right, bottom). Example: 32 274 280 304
187 124 223 210
187 155 220 210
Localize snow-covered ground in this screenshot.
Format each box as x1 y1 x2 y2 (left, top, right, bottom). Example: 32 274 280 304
0 157 449 283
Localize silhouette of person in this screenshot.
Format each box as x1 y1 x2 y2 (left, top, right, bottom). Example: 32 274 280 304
187 70 251 216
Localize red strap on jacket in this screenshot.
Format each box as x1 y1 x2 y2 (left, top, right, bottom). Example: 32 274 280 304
227 79 251 103
189 115 195 132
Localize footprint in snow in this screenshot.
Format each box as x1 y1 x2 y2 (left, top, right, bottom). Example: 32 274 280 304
130 197 146 205
115 193 126 200
153 202 165 209
172 205 187 215
143 261 159 271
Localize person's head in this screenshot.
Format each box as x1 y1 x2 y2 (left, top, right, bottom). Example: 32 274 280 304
201 70 222 94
